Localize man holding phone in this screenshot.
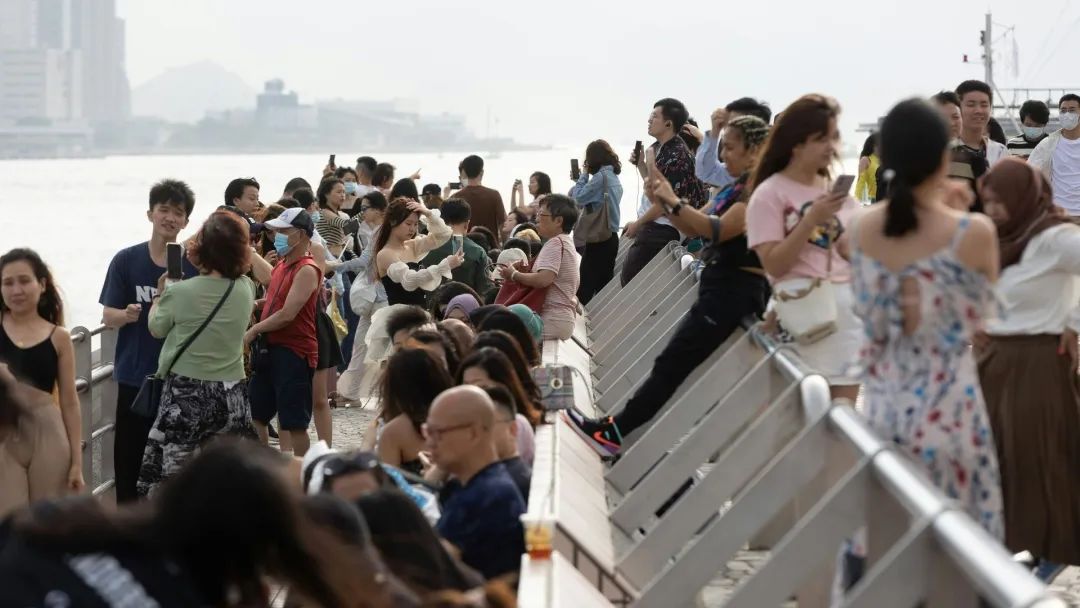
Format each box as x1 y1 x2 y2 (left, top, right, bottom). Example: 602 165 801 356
621 98 708 286
99 179 199 503
420 198 490 299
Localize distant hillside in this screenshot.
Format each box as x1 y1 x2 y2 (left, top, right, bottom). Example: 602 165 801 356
132 61 256 123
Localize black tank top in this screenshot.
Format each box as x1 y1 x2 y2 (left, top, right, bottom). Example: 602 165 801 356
381 263 429 307
0 323 59 393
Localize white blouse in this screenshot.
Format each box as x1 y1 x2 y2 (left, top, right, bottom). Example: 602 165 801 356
987 224 1080 336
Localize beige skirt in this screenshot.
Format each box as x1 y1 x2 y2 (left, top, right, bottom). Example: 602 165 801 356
978 333 1080 564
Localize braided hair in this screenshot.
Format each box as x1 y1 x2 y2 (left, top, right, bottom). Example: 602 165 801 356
726 115 769 149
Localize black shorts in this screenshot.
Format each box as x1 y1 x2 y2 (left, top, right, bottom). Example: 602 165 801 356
249 346 314 431
315 310 342 371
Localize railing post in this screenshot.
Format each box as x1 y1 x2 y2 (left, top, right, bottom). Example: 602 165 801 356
71 326 93 491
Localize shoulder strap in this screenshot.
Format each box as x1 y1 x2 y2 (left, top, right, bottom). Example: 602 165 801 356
162 279 236 377
709 216 721 244
949 215 973 251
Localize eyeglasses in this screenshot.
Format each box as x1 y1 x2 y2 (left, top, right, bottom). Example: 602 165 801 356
537 212 552 218
421 422 474 441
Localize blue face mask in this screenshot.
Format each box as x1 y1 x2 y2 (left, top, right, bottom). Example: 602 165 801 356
344 181 358 195
274 232 292 257
311 211 323 223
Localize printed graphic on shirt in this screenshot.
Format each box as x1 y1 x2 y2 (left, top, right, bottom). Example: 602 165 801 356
135 285 159 304
783 201 844 249
67 553 161 608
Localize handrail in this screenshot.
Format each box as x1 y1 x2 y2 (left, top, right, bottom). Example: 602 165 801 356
745 324 1056 606
526 239 1061 606
70 324 116 498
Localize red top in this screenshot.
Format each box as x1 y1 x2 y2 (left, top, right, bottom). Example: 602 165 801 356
262 256 321 368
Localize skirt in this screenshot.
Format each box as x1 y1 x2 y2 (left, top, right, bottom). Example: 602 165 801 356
978 333 1080 564
137 374 256 498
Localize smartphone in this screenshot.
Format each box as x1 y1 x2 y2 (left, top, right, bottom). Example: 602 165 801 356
166 242 183 280
831 174 856 195
570 159 581 181
328 154 336 168
452 235 464 255
448 181 462 189
634 140 644 159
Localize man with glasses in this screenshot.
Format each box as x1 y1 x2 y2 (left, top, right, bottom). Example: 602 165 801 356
1031 94 1080 220
425 385 525 579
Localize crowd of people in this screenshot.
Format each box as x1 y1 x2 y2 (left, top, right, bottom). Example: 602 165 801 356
3 79 1080 604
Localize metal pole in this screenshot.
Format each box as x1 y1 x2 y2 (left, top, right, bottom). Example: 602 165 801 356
984 12 993 85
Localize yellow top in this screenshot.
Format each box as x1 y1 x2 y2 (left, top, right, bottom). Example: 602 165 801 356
855 154 880 201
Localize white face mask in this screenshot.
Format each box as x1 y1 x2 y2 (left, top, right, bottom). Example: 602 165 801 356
1022 125 1045 140
1061 112 1080 131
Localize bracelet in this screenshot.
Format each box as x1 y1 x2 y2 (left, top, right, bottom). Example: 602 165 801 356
671 202 684 216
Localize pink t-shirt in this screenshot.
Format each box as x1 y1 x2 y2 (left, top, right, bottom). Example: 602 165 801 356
533 233 580 340
746 173 858 284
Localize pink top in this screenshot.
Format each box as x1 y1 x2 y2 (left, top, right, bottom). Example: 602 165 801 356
746 173 858 284
533 233 580 340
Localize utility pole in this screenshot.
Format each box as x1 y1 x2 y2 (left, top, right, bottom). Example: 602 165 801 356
984 12 994 85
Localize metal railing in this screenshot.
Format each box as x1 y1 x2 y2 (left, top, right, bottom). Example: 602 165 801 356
71 324 117 498
523 238 1065 607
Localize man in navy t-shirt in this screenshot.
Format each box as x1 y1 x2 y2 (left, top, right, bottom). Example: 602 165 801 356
99 179 197 502
427 386 525 579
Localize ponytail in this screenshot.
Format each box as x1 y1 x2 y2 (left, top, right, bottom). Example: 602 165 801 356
883 171 918 237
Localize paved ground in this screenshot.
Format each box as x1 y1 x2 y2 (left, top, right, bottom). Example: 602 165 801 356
701 550 1080 606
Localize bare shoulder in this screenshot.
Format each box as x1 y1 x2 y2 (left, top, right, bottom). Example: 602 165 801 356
954 212 998 272
51 325 73 350
962 212 998 242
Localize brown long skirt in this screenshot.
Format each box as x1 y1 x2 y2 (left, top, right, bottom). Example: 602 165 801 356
977 334 1080 564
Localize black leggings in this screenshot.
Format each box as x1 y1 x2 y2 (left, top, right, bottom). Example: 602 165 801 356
613 272 769 435
577 234 620 305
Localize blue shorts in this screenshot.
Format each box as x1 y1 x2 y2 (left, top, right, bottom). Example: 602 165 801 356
249 346 313 431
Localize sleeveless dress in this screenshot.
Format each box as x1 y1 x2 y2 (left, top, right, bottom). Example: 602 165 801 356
850 215 1004 539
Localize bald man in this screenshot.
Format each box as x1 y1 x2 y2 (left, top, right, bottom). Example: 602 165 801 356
426 385 526 579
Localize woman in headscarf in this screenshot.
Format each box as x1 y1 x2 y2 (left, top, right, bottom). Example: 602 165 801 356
977 156 1080 574
442 294 480 323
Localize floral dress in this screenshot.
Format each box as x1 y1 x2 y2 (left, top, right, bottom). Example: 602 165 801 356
850 216 1004 541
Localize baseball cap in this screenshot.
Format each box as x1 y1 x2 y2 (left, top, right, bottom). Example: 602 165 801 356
264 207 314 237
421 183 441 197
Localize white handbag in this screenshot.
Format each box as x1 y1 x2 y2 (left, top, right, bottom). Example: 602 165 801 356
772 240 838 345
772 277 838 344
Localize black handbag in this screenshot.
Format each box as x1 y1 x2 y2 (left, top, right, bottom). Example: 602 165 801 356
131 280 236 419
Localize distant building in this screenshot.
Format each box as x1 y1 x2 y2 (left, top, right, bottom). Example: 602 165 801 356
0 0 129 124
69 0 130 122
256 79 317 129
0 0 38 50
0 48 82 122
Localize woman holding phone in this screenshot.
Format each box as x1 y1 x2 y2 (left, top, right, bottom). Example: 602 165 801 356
746 94 862 401
570 140 624 304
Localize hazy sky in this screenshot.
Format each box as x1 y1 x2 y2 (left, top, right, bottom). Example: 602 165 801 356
117 0 1080 146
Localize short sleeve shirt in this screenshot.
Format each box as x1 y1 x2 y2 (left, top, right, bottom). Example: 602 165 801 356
746 174 857 284
436 462 526 579
98 242 198 387
532 234 580 338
